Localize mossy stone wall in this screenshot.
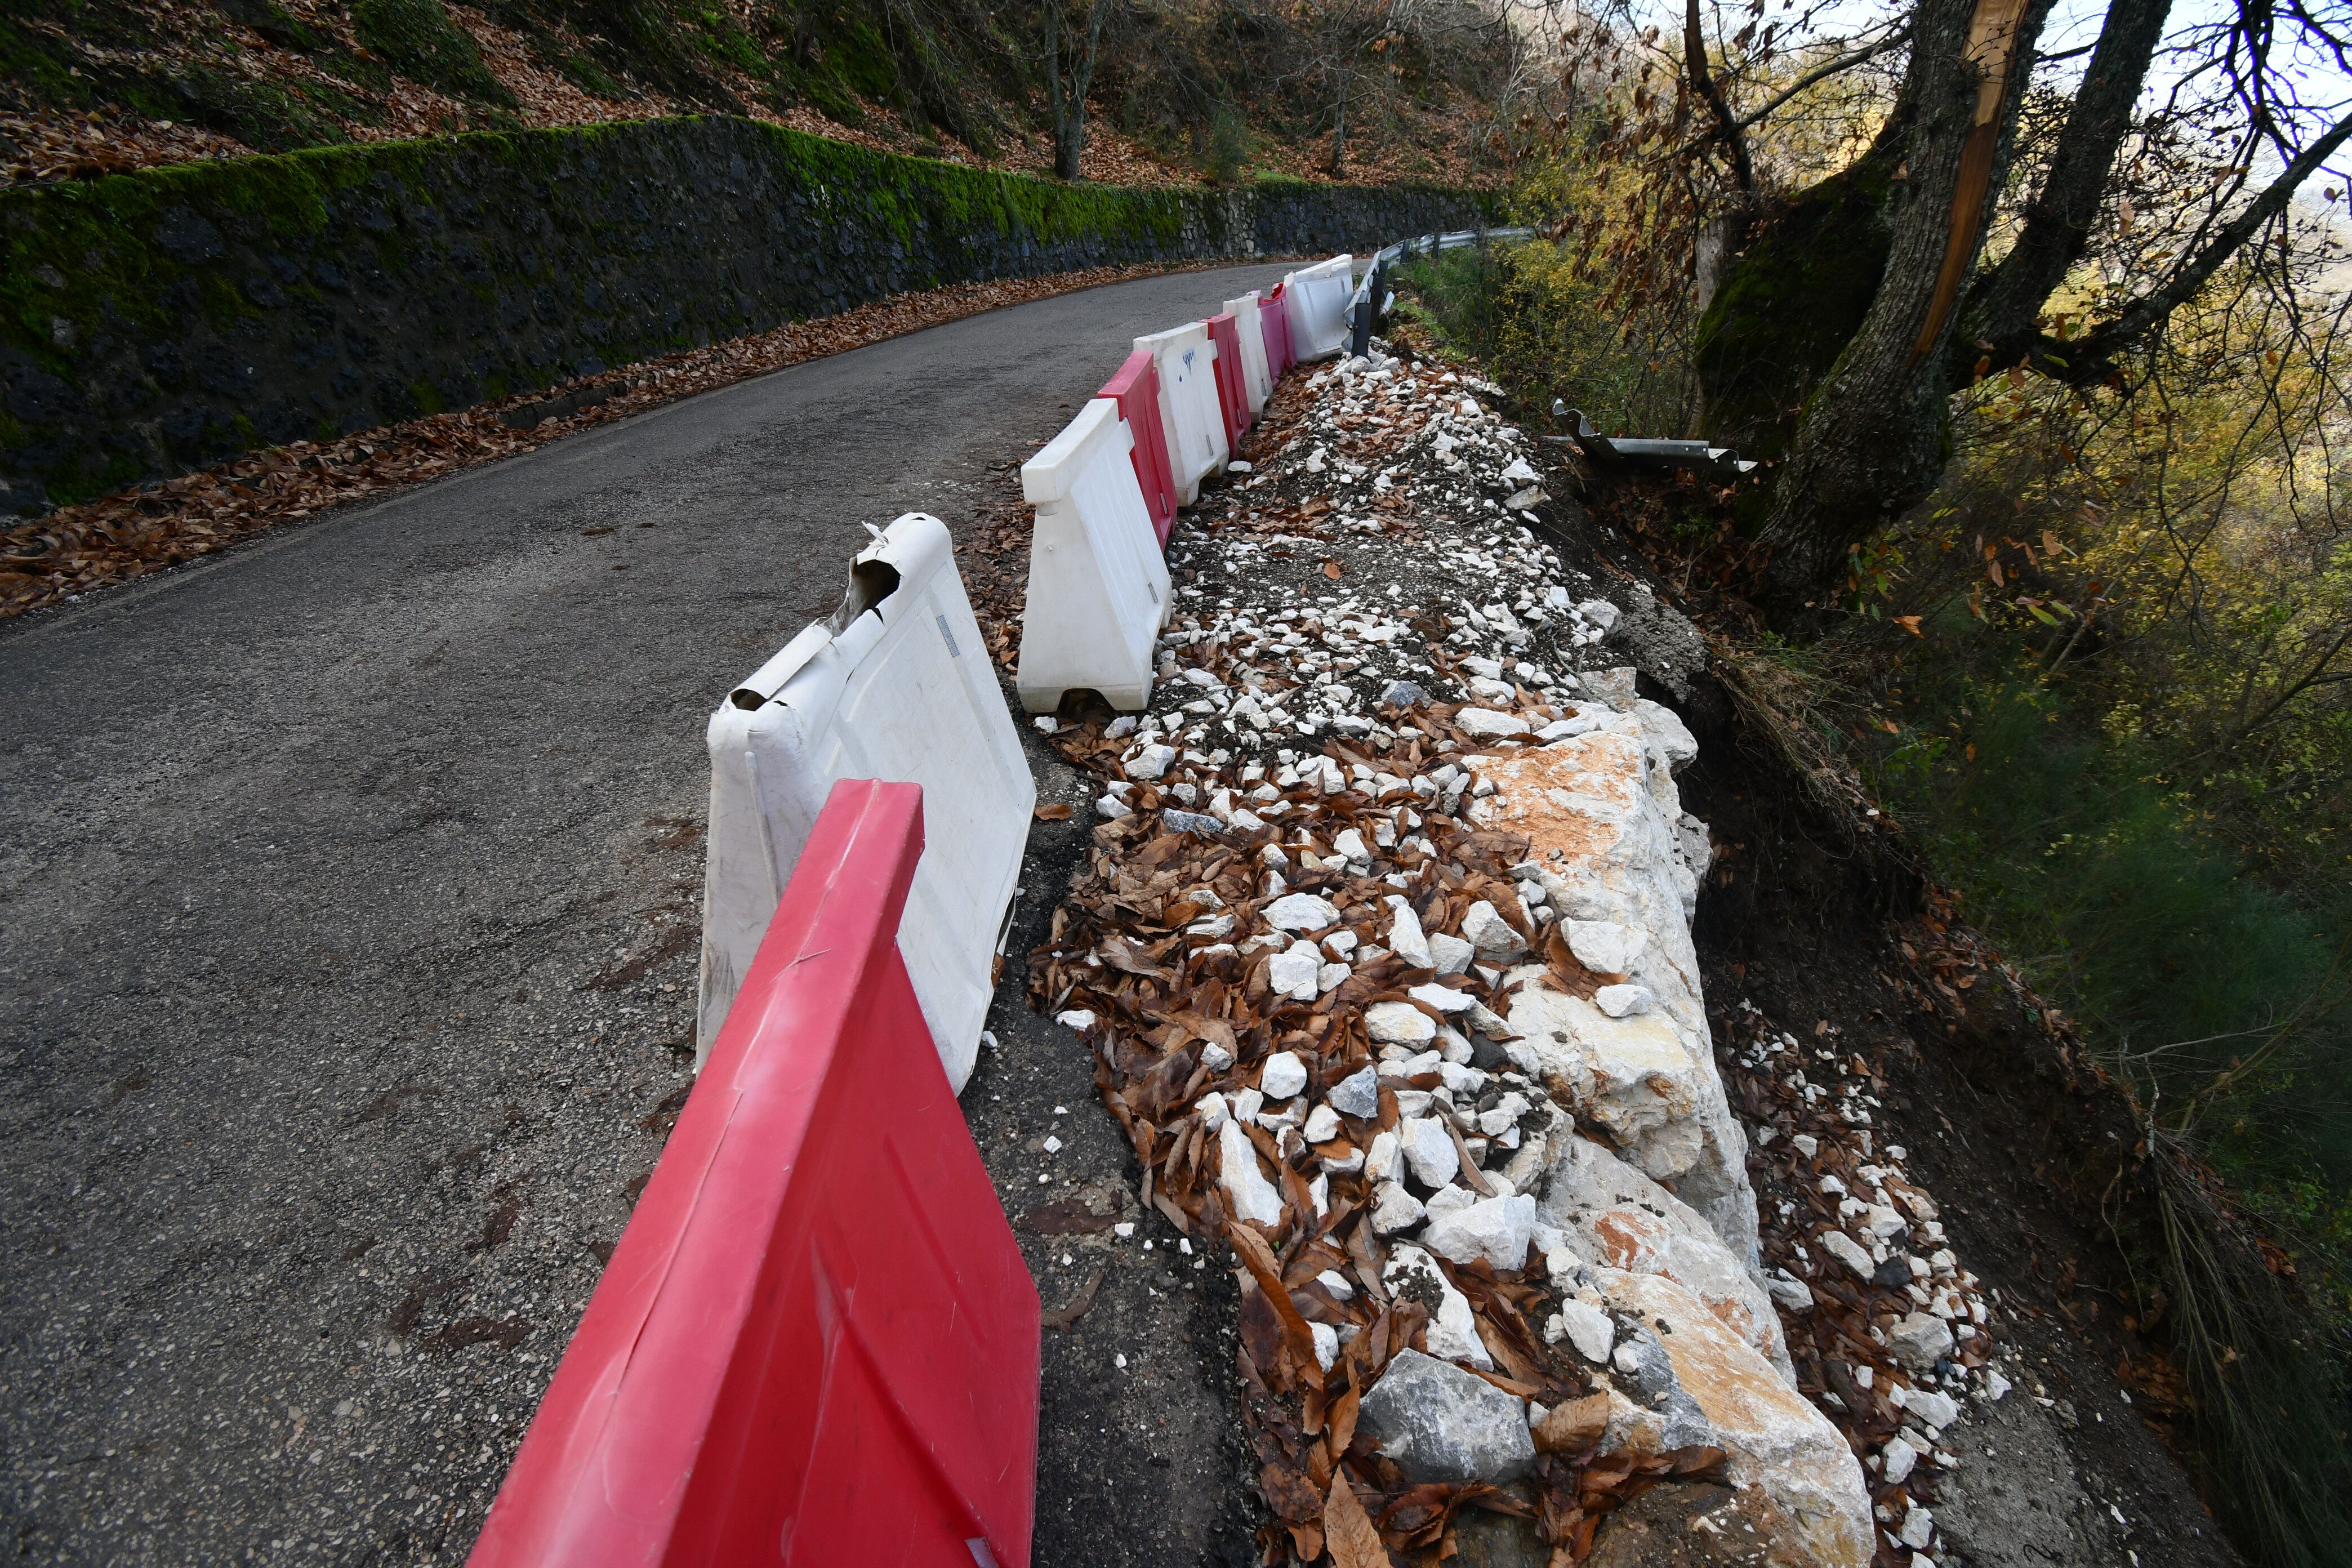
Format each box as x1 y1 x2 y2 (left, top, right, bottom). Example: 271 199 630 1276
0 115 1489 515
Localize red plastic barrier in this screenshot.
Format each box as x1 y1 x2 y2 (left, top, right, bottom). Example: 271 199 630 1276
1260 290 1293 377
1099 348 1178 547
1206 311 1250 449
468 779 1040 1568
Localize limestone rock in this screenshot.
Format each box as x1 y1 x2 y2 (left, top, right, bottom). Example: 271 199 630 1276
1386 893 1435 968
1328 1064 1381 1120
1458 707 1531 739
1267 947 1320 1001
1429 933 1476 975
1401 1116 1460 1188
1538 1135 1789 1377
1554 1299 1614 1364
1373 1181 1428 1235
1264 892 1340 931
1382 1246 1494 1370
1594 1270 1873 1568
1259 1049 1308 1099
1422 1193 1538 1272
1356 1348 1533 1484
1462 900 1530 962
1366 1000 1438 1046
1217 1117 1285 1228
1565 919 1645 975
1889 1311 1955 1373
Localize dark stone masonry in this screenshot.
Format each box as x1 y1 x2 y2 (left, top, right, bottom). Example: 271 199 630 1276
1 114 1491 515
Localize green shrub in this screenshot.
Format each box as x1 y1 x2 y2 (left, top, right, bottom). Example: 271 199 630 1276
1872 675 2352 1566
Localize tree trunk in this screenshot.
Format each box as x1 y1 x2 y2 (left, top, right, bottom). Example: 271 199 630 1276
1329 72 1349 177
1756 0 2051 611
1045 0 1106 182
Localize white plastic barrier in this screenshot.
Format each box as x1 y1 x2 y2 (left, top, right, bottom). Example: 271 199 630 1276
1283 255 1355 361
1134 322 1228 506
697 513 1034 1090
1223 291 1273 415
1016 400 1170 714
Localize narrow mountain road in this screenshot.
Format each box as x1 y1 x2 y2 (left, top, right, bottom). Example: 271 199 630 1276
0 262 1292 1566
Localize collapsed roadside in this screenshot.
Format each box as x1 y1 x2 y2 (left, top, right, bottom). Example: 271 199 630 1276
964 346 2130 1566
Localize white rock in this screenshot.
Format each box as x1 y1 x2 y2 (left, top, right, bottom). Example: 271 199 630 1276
1124 743 1178 780
1425 1183 1475 1218
1767 1273 1814 1312
1423 1193 1539 1272
1385 894 1435 968
1897 1504 1934 1550
1267 947 1320 1001
1055 1009 1097 1030
1407 982 1475 1014
1366 1000 1438 1046
1331 827 1370 863
1096 793 1132 821
1456 707 1531 739
1906 1388 1960 1431
1316 1268 1355 1299
1371 1180 1427 1235
1310 1321 1339 1369
1576 599 1621 633
1365 1129 1401 1183
1881 1435 1919 1485
1382 1248 1494 1370
1429 933 1475 975
1328 1065 1381 1120
1564 919 1644 975
1264 892 1340 930
1201 1040 1235 1072
1594 1269 1873 1568
1260 1050 1308 1100
1357 1347 1529 1481
1302 1103 1340 1143
1195 1091 1230 1131
1820 1230 1877 1280
1318 961 1352 994
1217 1118 1285 1228
1592 983 1656 1018
1537 1135 1793 1380
1556 1299 1614 1363
1461 901 1529 962
1864 1203 1908 1240
1401 1116 1460 1188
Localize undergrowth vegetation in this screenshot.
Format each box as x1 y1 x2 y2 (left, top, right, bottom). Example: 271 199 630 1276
1401 215 2352 1564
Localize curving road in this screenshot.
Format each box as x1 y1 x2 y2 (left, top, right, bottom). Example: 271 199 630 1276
0 262 1293 1566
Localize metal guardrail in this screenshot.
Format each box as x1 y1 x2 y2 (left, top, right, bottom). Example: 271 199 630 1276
1338 229 1758 482
1548 402 1758 480
1344 225 1538 359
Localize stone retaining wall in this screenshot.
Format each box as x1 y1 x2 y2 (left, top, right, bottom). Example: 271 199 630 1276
0 116 1490 514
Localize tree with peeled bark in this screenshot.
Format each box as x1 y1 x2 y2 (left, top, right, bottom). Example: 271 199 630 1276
1608 0 2352 613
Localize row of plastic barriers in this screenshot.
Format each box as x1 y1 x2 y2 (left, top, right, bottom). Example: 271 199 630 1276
463 253 1364 1568
1014 255 1355 715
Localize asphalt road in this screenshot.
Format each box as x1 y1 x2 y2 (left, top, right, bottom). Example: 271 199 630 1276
0 262 1292 1566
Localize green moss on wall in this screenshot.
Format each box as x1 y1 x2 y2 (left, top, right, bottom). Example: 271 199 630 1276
2 114 1481 515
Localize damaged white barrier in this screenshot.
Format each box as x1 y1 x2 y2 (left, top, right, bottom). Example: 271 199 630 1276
1134 321 1228 506
1282 255 1356 362
1016 400 1170 715
1222 291 1273 415
697 513 1034 1091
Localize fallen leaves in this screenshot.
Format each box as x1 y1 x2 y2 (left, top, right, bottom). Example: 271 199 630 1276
1322 1474 1388 1568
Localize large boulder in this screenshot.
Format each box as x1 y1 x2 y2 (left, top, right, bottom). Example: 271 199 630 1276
1540 1135 1791 1380
1592 1271 1873 1568
1464 713 1756 1267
